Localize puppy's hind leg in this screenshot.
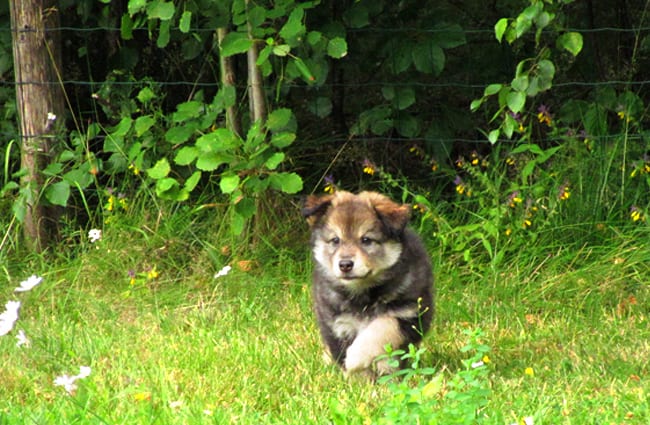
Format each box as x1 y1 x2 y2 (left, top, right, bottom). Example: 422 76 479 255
344 316 404 376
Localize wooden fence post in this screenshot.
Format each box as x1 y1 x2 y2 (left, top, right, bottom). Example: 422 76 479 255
9 0 64 252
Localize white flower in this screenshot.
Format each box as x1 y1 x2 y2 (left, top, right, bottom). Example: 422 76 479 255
471 360 485 369
0 300 21 336
54 366 92 394
16 329 30 347
214 265 232 279
14 275 43 292
88 229 102 243
47 112 57 122
169 400 183 410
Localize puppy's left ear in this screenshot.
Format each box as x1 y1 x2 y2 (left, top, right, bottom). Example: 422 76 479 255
361 192 411 236
302 194 333 227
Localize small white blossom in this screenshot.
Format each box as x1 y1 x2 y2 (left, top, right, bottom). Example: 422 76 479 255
47 112 57 122
169 400 183 410
214 265 232 278
16 329 30 347
471 360 485 369
88 229 102 243
14 275 43 292
0 300 21 336
54 366 91 394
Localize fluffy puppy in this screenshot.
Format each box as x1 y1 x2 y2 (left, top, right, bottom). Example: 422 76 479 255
303 191 434 377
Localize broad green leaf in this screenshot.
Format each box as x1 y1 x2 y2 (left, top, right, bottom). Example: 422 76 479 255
156 177 178 193
306 31 322 46
395 88 415 110
63 168 93 188
269 172 303 194
111 117 133 137
146 0 175 20
165 125 195 144
59 150 76 162
511 76 529 92
44 162 65 175
196 152 231 171
196 129 240 152
128 0 146 16
179 10 191 33
137 87 156 103
395 114 420 138
266 108 292 131
121 14 134 40
488 129 500 144
174 146 198 165
431 23 466 49
231 212 245 235
184 171 201 192
257 45 273 65
506 91 526 113
220 174 240 194
248 6 266 28
327 37 348 58
494 18 508 42
470 98 483 112
235 197 256 219
220 32 253 57
135 115 155 136
147 158 170 179
265 152 285 170
279 7 305 41
503 113 515 138
44 181 70 207
157 20 171 48
514 14 532 39
272 44 291 56
557 32 583 57
521 160 536 181
270 132 296 148
173 101 204 122
521 2 542 21
484 84 503 96
412 42 445 75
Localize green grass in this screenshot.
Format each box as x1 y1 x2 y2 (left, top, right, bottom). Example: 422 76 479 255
1 207 649 424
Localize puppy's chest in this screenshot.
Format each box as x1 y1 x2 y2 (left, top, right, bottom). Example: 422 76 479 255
329 297 390 340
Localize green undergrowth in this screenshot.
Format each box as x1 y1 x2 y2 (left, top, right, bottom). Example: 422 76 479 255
0 206 649 424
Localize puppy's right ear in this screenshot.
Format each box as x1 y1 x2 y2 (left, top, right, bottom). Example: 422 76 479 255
302 194 333 227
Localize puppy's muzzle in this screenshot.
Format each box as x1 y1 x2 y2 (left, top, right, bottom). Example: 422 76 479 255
339 260 354 273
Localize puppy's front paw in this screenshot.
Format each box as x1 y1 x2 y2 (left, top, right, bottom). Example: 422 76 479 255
344 341 373 373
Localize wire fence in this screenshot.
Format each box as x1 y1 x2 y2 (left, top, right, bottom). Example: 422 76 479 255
4 22 650 148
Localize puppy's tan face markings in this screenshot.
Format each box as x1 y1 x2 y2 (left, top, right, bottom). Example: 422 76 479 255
309 192 404 291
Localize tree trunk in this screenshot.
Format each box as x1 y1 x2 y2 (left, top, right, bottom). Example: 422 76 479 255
217 27 243 137
10 0 64 252
245 0 267 124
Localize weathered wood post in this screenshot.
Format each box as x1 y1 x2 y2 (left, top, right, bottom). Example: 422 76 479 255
9 0 64 252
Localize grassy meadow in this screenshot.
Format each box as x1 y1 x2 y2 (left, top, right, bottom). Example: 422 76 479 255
1 200 649 424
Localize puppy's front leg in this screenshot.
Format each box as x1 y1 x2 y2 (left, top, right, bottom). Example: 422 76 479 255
344 315 404 375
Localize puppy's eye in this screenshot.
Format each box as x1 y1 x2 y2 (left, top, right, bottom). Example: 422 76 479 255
329 237 340 245
360 236 374 245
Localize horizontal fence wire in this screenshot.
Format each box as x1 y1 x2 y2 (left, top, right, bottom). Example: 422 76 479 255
4 23 650 146
3 25 650 34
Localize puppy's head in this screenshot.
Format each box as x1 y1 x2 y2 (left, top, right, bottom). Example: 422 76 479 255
303 191 410 291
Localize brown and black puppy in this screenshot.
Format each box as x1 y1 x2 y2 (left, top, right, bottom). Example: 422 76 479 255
303 191 434 377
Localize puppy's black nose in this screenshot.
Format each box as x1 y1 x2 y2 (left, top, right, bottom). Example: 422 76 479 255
339 260 354 273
